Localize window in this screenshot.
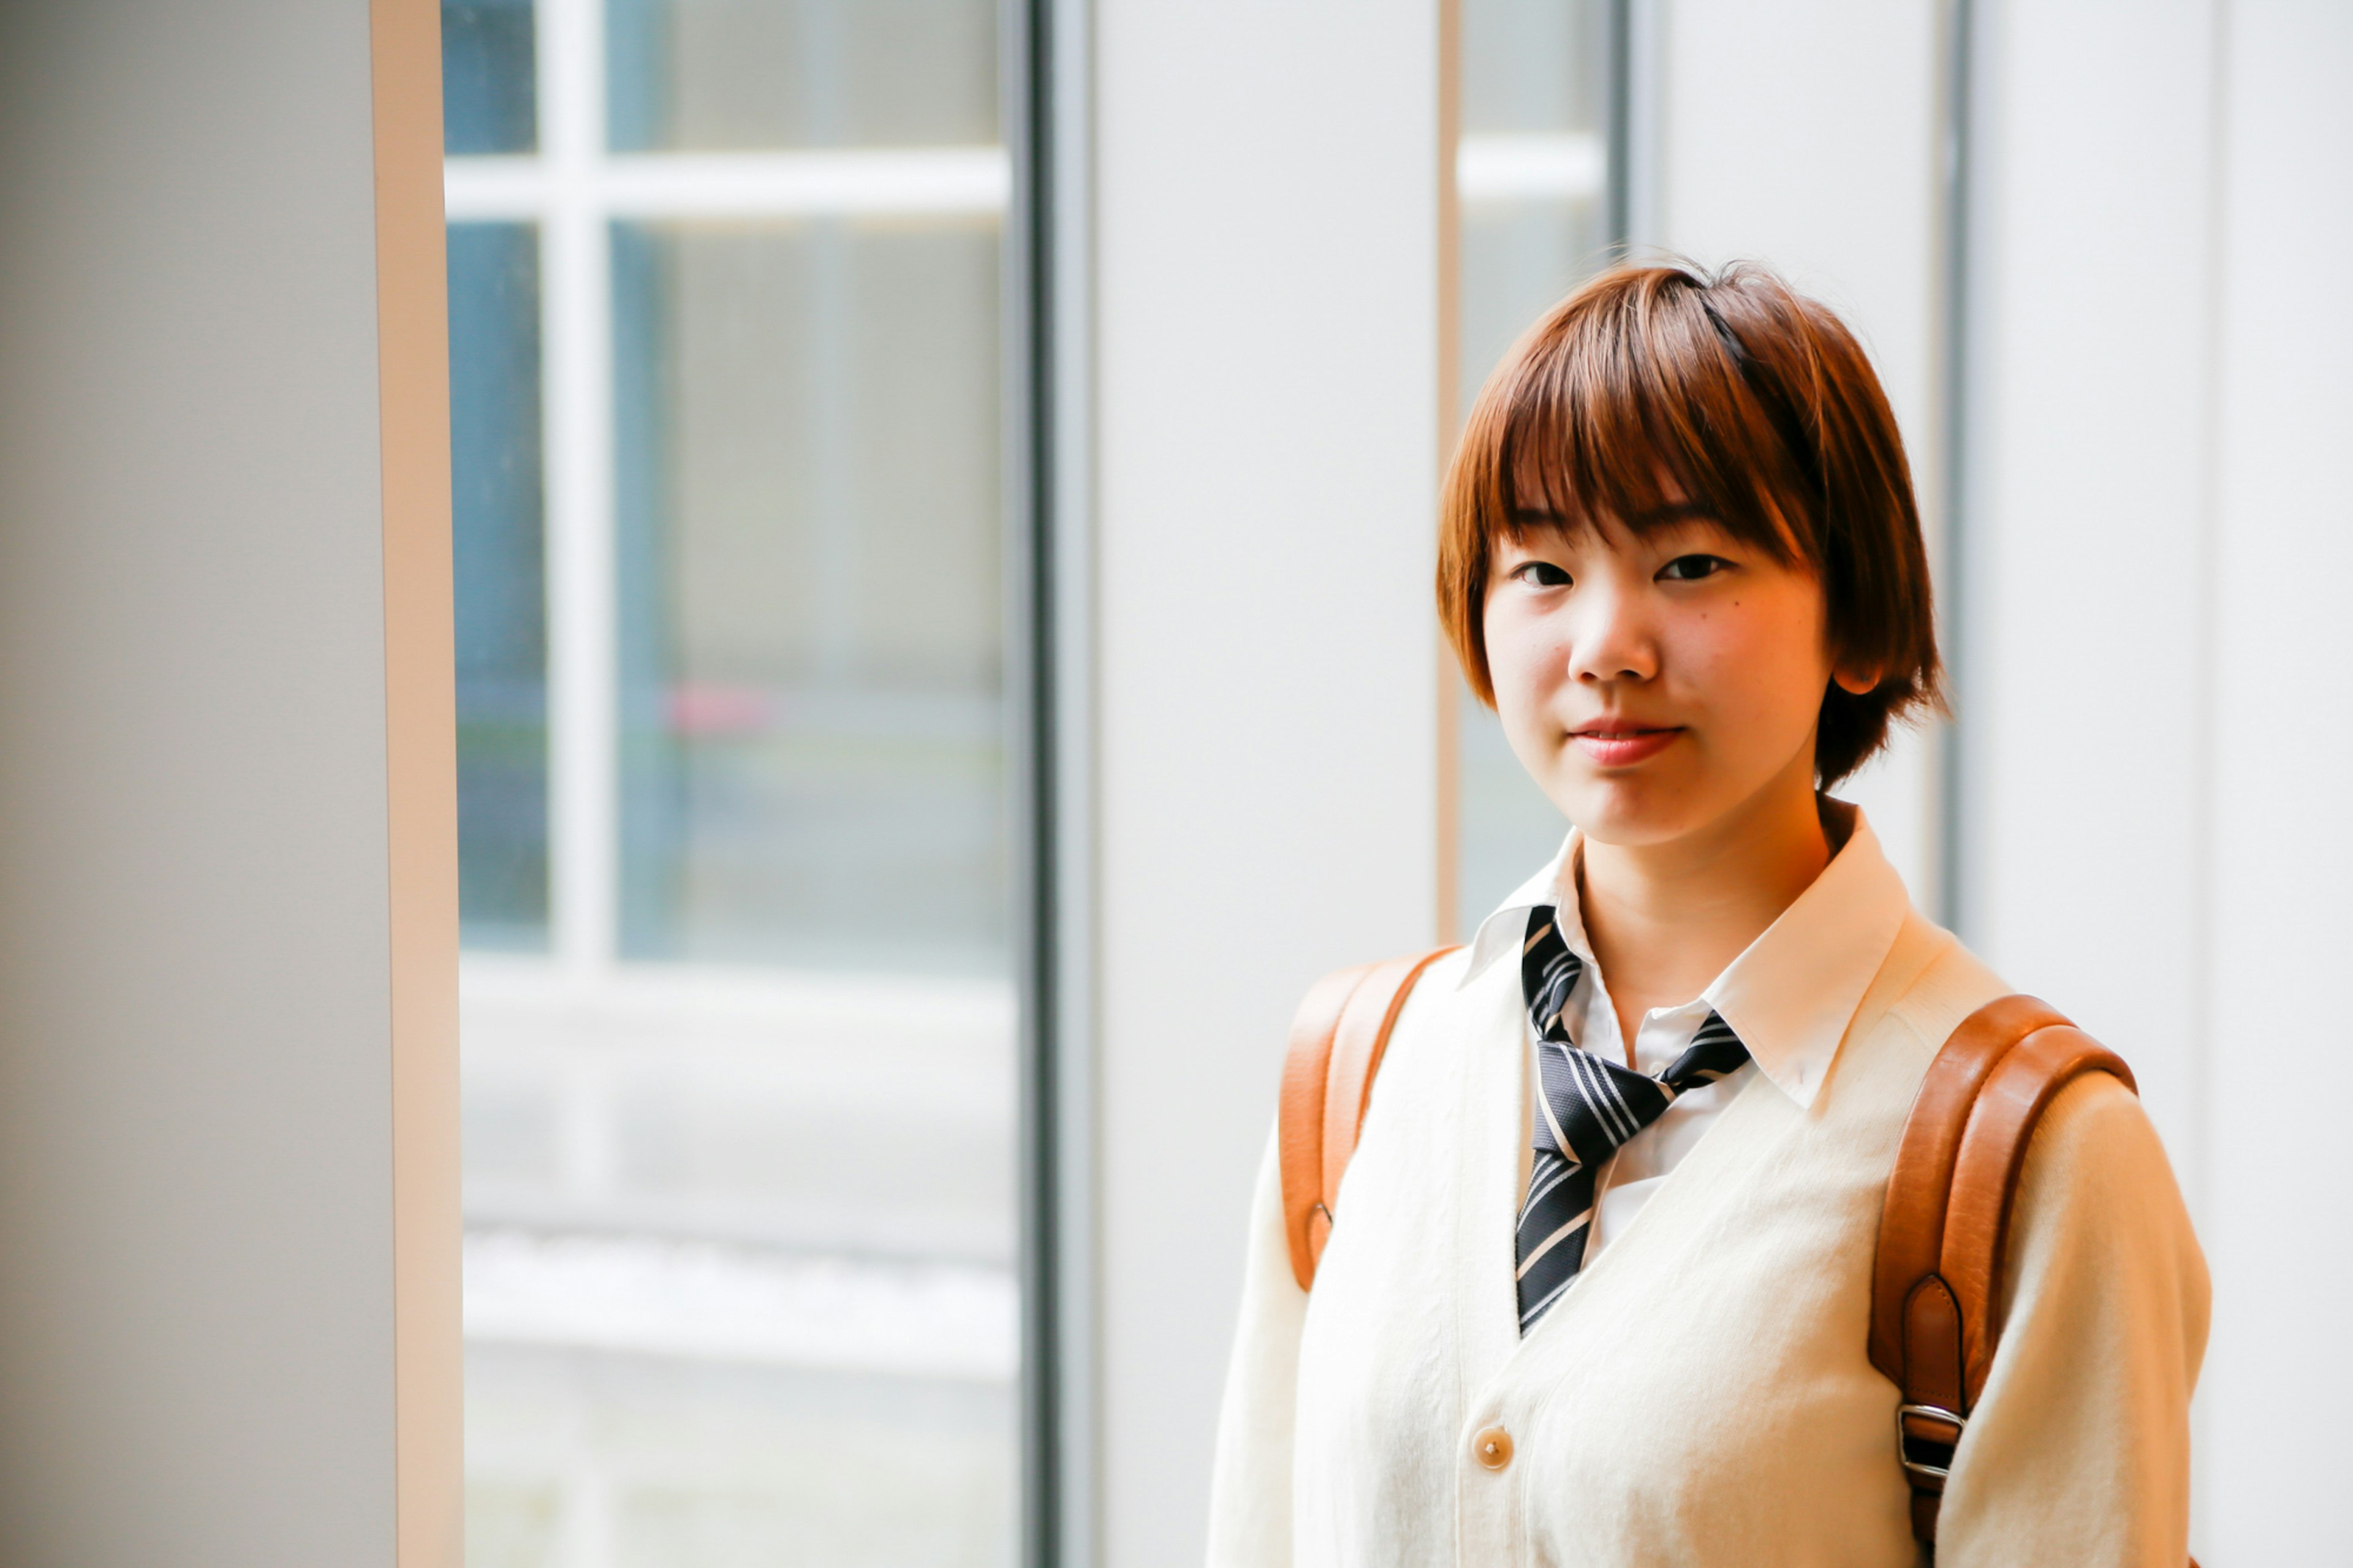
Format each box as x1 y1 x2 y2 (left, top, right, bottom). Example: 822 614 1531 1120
442 1 1021 1561
1453 0 1621 930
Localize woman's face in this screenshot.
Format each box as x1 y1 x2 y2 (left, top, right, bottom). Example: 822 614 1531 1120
1482 504 1862 849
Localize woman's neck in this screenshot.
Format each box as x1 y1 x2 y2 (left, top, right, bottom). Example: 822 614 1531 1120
1576 757 1831 1059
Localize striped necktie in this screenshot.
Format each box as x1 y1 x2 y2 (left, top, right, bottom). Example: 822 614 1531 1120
1514 906 1750 1332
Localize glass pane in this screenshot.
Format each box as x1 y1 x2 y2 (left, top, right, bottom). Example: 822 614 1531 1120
467 1349 1014 1564
1458 202 1607 923
460 969 1019 1567
1460 198 1609 407
450 7 1018 1562
444 0 539 154
612 218 1006 974
1456 0 1612 932
1461 0 1605 136
607 0 999 151
449 221 551 950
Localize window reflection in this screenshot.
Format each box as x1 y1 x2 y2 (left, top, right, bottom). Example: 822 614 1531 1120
444 0 539 155
605 0 998 151
612 218 1005 972
1462 0 1606 138
1455 0 1614 930
450 222 551 950
443 0 1017 1561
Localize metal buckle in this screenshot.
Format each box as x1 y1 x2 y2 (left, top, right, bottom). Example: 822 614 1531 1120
1896 1403 1965 1483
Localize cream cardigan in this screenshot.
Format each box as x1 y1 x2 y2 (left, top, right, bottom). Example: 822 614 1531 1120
1207 820 2208 1567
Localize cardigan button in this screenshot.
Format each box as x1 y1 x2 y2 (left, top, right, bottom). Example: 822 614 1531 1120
1472 1426 1514 1470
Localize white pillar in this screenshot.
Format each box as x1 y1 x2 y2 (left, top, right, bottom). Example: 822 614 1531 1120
1091 0 1447 1559
1963 0 2353 1555
2202 2 2353 1556
0 1 458 1561
1960 0 2220 1206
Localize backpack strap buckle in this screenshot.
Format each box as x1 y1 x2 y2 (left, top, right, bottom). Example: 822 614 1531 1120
1896 1402 1965 1483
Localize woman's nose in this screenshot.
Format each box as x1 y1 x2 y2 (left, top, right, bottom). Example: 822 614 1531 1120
1563 585 1658 685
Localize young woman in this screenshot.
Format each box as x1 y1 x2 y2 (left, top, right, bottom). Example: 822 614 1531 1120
1207 263 2207 1566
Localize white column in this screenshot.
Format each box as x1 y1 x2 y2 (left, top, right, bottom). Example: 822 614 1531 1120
1959 0 2221 1201
1952 0 2229 1547
1091 0 1447 1559
2202 2 2353 1557
1962 0 2353 1555
0 1 457 1561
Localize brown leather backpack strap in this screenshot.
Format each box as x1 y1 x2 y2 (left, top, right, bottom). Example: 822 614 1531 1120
1944 1026 2135 1406
1871 995 2063 1540
1280 964 1373 1290
1871 993 2140 1547
1870 996 2065 1383
1320 949 1460 1215
1278 947 1461 1291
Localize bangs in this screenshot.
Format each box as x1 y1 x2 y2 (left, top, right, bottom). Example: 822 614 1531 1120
1472 270 1820 567
1436 260 1943 787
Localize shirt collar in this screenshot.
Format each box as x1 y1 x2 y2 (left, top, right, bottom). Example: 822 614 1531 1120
1459 798 1911 1110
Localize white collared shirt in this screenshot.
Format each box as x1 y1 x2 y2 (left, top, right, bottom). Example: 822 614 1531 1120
1206 804 2208 1567
1464 798 1891 1262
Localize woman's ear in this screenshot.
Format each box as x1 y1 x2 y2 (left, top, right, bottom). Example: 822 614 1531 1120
1832 664 1880 696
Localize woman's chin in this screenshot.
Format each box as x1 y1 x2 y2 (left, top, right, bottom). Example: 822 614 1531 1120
1550 782 1711 850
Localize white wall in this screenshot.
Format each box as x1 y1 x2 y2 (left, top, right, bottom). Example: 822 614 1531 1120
1963 0 2352 1558
1088 2 2353 1561
2202 7 2353 1549
1659 1 2353 1554
1082 1 2353 1561
1091 0 1446 1561
1961 0 2219 1230
1652 0 1949 907
0 1 457 1562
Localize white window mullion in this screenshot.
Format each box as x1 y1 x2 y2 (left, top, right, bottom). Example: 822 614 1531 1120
597 148 1010 216
441 156 548 221
1457 132 1606 204
539 0 619 979
450 150 1010 224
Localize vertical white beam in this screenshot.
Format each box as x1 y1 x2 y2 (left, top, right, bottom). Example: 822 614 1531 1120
1958 0 2219 1191
1433 0 1463 944
1651 0 1948 906
540 0 620 972
0 0 451 1558
1092 0 1446 1559
2202 2 2353 1557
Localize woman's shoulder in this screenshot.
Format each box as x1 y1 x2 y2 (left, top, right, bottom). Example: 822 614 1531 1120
1378 942 1494 1041
2004 1066 2208 1356
1871 909 2012 1053
1848 912 2199 1260
1809 910 2009 1121
1374 942 1517 1087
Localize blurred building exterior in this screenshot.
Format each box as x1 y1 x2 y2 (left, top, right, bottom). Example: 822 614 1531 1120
442 2 1017 1561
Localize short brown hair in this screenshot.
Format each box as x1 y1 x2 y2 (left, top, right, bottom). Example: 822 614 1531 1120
1437 261 1944 787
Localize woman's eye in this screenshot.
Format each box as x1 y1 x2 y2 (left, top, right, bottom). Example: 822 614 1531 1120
1658 554 1730 581
1513 561 1572 588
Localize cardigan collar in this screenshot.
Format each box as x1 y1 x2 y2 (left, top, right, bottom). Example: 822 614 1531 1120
1458 798 1911 1111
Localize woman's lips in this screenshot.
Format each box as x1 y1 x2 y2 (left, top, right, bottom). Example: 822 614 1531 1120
1569 727 1681 766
